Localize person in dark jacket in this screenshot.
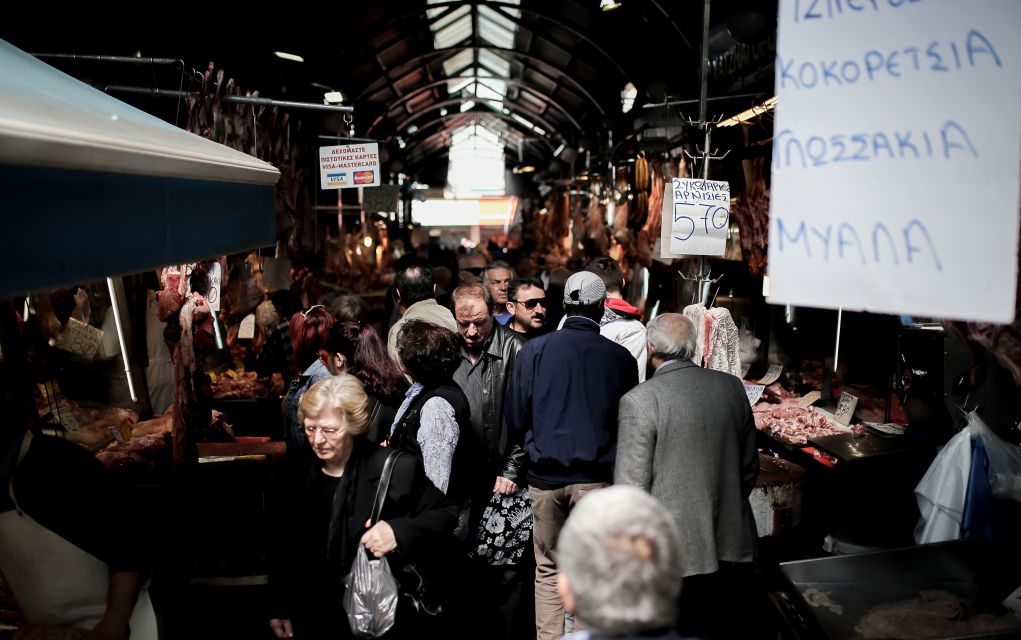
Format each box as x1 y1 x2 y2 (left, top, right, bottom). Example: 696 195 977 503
323 321 408 444
268 375 457 639
451 283 533 639
451 284 527 493
389 320 488 534
505 271 639 640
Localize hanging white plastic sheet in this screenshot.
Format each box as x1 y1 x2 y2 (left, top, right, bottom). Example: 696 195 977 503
768 0 1021 323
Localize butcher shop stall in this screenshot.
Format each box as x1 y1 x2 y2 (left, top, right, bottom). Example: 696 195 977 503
0 39 288 638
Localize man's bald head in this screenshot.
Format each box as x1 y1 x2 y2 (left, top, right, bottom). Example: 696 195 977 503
646 313 697 362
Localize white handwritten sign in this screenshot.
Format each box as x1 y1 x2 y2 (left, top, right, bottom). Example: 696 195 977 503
744 383 766 406
768 1 1021 323
63 318 104 360
319 143 381 190
758 364 784 386
238 314 256 340
798 390 822 408
740 363 751 379
206 261 222 313
669 178 730 256
834 392 858 427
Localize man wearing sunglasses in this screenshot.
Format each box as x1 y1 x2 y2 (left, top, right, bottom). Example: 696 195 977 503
506 278 548 340
458 252 488 286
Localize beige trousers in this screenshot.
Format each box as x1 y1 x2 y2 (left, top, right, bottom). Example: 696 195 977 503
529 482 608 640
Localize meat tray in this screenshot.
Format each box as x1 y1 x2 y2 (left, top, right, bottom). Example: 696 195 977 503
775 540 1021 639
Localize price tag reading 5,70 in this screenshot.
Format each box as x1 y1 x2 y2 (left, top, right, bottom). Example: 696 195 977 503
669 178 730 256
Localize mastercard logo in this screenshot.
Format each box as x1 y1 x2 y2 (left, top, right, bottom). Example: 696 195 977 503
353 170 375 184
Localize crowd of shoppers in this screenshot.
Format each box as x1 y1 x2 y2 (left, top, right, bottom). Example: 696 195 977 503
259 249 760 640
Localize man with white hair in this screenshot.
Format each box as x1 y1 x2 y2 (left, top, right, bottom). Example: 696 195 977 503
615 313 759 639
557 485 693 640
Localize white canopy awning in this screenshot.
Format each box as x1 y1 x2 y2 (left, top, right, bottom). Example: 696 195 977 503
0 39 281 297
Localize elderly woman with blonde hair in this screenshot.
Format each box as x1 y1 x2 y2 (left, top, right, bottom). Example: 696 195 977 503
268 374 458 639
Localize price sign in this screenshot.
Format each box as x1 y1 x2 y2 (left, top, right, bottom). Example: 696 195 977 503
63 318 104 360
669 178 730 256
834 392 859 427
758 364 784 386
740 363 751 379
744 383 766 406
238 314 256 340
362 184 400 213
798 390 822 408
207 261 222 313
54 403 80 431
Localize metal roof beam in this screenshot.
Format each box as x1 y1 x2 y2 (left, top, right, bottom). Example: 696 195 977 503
388 98 563 140
393 112 556 151
357 45 605 116
366 77 581 133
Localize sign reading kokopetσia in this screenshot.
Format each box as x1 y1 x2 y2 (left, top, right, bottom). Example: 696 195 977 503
767 0 1021 323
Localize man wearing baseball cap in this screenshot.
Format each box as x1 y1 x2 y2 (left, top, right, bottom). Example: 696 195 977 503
505 271 639 640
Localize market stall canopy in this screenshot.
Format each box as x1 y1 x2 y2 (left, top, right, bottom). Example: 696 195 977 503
0 38 281 298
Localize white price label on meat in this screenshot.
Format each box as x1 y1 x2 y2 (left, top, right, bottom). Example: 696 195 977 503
744 383 766 406
758 364 784 386
834 392 859 427
669 179 730 256
238 314 256 340
63 318 104 360
798 390 822 408
1003 584 1021 617
206 261 222 313
54 402 80 431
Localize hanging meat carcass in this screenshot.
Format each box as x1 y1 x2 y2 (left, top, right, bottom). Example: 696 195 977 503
731 157 770 275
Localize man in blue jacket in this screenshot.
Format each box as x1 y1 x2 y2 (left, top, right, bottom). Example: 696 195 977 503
505 271 638 640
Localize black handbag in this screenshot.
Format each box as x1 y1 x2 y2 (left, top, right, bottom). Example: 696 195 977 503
370 451 444 621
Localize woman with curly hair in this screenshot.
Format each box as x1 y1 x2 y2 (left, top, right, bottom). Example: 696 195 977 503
389 320 487 539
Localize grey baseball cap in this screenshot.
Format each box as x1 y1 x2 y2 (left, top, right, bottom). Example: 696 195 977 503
563 271 607 306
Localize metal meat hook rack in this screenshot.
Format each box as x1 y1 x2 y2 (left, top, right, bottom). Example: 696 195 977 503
680 259 724 308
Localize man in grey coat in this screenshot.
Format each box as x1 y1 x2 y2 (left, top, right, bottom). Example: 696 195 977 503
615 313 759 639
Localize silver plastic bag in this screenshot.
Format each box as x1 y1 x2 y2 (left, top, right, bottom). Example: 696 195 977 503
343 548 399 637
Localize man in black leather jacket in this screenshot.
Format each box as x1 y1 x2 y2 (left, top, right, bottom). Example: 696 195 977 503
451 283 533 640
452 284 527 492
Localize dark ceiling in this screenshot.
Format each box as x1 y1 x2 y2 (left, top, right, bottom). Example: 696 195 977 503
1 0 777 186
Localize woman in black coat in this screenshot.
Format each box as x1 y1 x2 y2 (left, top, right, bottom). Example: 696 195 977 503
268 374 458 639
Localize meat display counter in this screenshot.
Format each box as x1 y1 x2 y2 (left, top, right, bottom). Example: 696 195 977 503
771 540 1021 639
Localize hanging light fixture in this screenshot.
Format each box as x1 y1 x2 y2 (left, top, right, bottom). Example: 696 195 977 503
273 51 305 63
600 0 623 11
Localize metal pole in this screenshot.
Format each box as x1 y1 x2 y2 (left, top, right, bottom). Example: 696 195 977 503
106 277 138 403
834 307 843 372
695 0 712 303
103 85 354 113
34 53 183 66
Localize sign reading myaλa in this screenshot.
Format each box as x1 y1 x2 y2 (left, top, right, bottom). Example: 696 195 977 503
768 0 1021 323
319 143 381 190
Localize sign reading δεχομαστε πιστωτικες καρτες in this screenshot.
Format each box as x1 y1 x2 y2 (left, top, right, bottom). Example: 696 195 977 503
319 143 380 190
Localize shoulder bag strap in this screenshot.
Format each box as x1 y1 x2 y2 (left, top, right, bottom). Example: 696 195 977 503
369 450 404 525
